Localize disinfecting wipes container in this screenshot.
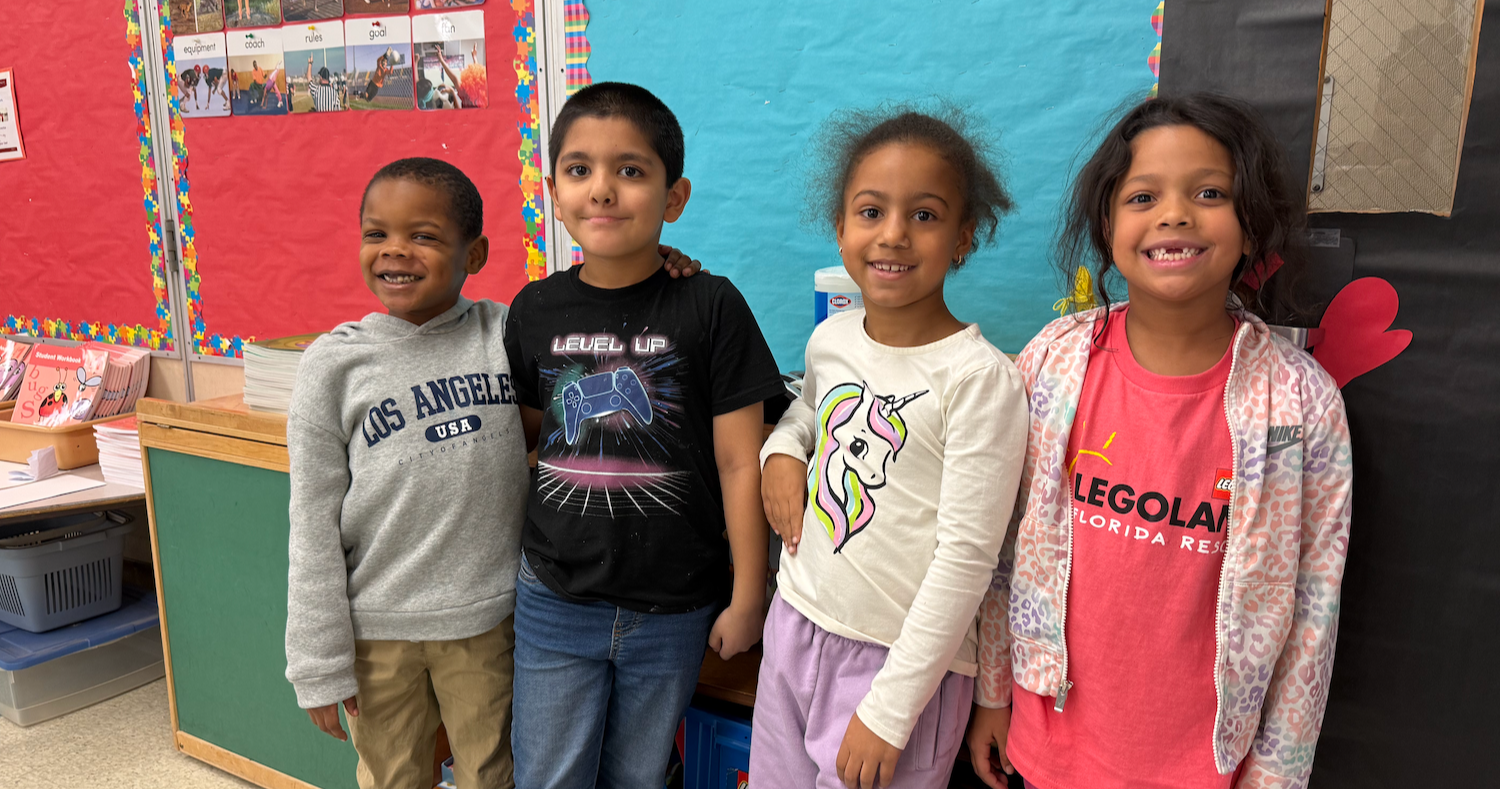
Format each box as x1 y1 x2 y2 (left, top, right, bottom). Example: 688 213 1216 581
814 266 862 324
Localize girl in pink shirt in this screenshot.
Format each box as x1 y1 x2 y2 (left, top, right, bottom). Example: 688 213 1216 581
967 94 1354 789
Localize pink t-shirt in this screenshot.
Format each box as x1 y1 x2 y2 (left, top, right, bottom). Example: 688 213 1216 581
1009 309 1236 789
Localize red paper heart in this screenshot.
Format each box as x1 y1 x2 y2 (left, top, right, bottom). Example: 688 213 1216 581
1311 277 1411 388
1242 252 1285 290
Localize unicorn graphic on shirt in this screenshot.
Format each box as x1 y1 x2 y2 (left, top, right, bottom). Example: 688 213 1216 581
808 382 926 553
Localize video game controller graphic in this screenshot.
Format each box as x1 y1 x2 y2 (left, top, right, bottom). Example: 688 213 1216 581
561 367 653 444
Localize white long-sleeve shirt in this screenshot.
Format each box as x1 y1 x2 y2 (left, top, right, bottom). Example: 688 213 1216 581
760 309 1028 748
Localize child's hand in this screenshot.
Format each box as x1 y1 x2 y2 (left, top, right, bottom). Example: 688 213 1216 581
762 454 808 555
707 601 763 660
660 245 706 277
964 704 1015 788
307 696 359 741
837 712 902 789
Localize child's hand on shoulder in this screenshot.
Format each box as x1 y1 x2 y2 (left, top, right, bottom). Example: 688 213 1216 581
965 704 1015 788
762 454 808 554
660 245 707 278
838 712 902 789
708 600 763 661
307 696 359 741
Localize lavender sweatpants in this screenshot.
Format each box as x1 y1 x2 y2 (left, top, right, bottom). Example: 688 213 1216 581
748 594 973 788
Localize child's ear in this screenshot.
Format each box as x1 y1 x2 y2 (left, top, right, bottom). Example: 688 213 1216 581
544 175 559 214
663 178 692 223
835 212 846 248
955 218 977 262
465 234 490 275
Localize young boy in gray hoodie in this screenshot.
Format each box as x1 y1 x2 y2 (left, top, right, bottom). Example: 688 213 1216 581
285 157 701 789
285 157 528 789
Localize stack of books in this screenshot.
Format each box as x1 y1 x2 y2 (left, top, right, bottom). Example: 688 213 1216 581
0 339 31 401
95 417 144 488
6 341 151 427
242 334 323 414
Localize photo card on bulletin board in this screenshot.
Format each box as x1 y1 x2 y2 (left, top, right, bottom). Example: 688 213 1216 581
225 0 284 30
227 27 289 117
174 33 232 118
286 22 348 113
283 0 345 22
415 0 484 8
412 10 485 110
0 68 23 162
345 16 414 111
169 0 225 35
346 0 409 15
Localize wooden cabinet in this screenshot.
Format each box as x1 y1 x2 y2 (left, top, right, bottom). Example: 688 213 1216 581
139 396 359 789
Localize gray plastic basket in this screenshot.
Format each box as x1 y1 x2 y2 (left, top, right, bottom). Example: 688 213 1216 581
0 512 135 633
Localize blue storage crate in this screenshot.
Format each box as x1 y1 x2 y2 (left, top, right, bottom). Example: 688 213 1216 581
682 705 751 789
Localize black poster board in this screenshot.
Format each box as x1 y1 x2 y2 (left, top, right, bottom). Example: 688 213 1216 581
1163 2 1500 785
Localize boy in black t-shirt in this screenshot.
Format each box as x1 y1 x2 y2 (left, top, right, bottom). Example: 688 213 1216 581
503 83 783 789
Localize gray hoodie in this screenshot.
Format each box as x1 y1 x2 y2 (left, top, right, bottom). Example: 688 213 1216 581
285 298 527 709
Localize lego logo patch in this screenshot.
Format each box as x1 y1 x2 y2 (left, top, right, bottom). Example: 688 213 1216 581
1213 469 1233 500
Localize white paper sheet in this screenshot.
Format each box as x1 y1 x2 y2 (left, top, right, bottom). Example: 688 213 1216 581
0 475 106 510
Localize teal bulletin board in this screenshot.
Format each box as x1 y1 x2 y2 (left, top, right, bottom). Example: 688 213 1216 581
582 0 1161 366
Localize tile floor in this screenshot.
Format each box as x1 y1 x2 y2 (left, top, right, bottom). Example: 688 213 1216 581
0 679 254 789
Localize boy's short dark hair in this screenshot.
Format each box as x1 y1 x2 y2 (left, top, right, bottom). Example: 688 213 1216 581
548 82 685 186
361 157 484 242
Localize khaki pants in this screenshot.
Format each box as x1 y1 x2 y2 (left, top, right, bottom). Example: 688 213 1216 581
347 616 515 789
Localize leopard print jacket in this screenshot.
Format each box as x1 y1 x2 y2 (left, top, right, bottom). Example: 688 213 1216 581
975 306 1353 789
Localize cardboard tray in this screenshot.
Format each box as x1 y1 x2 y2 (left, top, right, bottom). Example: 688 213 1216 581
0 409 123 469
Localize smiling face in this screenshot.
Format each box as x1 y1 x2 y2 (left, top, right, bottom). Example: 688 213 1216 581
835 143 974 313
359 178 487 325
546 116 690 265
1109 124 1248 309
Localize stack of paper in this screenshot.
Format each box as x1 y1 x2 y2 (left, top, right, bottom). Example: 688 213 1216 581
95 417 145 489
243 334 323 414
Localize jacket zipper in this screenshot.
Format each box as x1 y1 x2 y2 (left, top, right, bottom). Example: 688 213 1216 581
1209 323 1246 770
1055 490 1075 711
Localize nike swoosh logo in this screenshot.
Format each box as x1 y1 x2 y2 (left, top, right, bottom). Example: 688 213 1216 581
1266 440 1300 455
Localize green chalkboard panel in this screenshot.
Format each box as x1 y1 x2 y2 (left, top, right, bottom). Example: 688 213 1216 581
148 448 359 789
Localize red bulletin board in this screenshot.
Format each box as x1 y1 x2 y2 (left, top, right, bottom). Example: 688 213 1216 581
171 1 542 355
1 2 171 349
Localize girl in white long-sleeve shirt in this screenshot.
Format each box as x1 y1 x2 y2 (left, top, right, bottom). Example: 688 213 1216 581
753 106 1029 789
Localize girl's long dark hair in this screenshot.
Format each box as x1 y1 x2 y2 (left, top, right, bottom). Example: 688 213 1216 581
1059 92 1307 328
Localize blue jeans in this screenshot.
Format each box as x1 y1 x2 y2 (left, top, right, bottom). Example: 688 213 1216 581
511 552 716 789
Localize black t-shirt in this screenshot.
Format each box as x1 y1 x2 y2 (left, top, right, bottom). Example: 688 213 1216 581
504 265 784 613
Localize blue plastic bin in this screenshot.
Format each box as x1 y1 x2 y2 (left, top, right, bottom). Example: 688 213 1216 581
0 586 162 725
682 705 751 789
